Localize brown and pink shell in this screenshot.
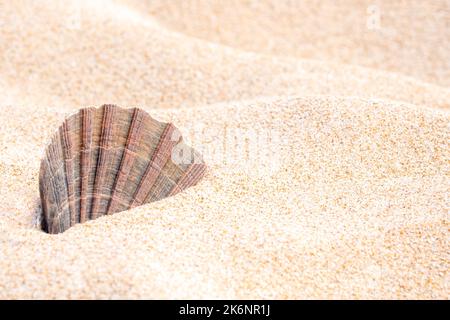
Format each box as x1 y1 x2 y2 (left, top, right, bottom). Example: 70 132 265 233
39 105 206 234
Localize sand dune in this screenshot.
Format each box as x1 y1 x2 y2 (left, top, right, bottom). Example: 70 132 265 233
121 0 450 87
0 0 448 299
1 0 449 109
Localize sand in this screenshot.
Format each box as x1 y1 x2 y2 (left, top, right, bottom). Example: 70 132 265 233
0 0 448 299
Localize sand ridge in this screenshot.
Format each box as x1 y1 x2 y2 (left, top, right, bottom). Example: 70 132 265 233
0 0 449 109
123 0 450 87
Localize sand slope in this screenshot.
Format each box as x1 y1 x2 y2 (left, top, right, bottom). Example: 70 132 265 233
0 0 449 299
1 0 449 109
125 0 450 87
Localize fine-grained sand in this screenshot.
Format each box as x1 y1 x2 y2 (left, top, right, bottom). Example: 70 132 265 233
0 0 448 299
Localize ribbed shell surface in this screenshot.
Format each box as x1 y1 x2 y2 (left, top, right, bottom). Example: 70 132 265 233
39 105 206 234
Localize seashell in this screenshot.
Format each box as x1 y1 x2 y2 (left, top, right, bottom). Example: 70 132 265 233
39 105 206 234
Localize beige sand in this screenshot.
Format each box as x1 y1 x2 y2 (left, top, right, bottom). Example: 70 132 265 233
0 0 448 299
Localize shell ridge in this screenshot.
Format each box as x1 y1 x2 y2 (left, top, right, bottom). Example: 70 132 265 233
61 120 78 227
41 168 60 233
52 129 71 233
79 107 93 223
91 105 116 219
168 163 206 196
188 163 207 187
130 123 178 208
107 108 145 215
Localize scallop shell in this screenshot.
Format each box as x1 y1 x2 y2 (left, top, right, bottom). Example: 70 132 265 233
39 105 206 234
